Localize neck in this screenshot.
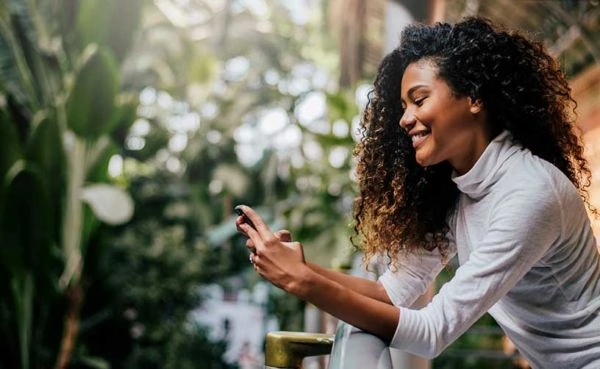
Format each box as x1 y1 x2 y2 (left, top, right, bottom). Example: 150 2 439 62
451 115 493 175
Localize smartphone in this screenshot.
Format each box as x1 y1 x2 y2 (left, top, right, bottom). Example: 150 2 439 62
234 205 256 229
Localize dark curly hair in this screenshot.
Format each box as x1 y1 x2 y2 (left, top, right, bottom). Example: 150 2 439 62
353 17 593 268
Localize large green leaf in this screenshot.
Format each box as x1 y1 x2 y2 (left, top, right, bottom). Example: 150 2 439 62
66 46 119 139
0 108 23 185
26 112 65 243
27 112 64 179
0 161 51 274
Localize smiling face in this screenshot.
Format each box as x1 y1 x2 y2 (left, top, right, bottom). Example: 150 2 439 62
399 60 490 174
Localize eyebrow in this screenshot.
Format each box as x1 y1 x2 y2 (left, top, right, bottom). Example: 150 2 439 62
401 84 427 105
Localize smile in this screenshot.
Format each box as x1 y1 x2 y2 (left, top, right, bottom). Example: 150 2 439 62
410 130 430 148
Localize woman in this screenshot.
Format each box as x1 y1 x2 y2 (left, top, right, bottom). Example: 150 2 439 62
235 17 600 368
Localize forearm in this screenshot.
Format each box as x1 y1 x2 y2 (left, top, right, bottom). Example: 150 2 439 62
307 262 392 304
291 266 399 342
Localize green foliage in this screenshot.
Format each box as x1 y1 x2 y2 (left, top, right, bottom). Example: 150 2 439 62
1 165 53 369
326 90 359 124
0 3 66 366
72 0 143 62
0 108 23 183
66 46 120 139
76 174 237 369
0 0 157 368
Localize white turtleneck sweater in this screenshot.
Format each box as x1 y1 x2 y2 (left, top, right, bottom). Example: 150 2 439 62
379 131 600 369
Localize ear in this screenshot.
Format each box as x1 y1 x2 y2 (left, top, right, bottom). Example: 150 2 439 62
469 98 483 114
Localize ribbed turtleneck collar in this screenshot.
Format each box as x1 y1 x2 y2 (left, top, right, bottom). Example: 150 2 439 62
451 131 521 199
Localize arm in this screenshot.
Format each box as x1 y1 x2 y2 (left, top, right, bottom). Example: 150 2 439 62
236 206 399 341
389 183 562 358
307 246 451 307
292 264 400 342
245 227 393 304
306 262 392 304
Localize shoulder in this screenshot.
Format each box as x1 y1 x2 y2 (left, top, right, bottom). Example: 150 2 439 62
498 147 578 201
489 148 586 236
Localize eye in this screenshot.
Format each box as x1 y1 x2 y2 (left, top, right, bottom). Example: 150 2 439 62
414 97 426 106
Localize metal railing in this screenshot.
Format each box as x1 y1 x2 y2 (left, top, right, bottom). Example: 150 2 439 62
264 331 334 369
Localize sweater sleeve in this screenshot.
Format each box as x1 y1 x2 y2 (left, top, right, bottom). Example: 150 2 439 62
390 183 562 358
379 245 455 307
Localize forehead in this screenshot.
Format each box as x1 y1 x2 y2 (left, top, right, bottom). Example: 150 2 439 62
400 60 441 94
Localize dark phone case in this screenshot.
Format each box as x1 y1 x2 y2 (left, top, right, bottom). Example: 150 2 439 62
234 206 256 229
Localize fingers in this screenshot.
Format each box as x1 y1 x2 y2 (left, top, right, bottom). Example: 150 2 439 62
235 206 293 243
249 252 264 274
235 207 299 274
235 216 249 235
244 230 290 252
249 253 258 271
237 205 270 235
237 220 260 240
246 230 292 271
246 239 256 254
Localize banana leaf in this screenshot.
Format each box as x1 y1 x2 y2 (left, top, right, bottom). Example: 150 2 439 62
0 161 52 274
0 161 54 369
26 112 65 244
0 108 23 188
66 46 119 139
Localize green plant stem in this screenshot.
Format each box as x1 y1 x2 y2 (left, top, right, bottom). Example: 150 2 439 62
59 136 86 290
55 135 87 369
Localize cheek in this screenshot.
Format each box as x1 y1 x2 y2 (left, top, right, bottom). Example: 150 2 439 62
430 110 469 136
414 100 444 127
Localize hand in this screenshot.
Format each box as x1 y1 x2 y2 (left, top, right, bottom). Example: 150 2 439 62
245 230 286 253
235 208 295 255
244 229 305 260
235 205 308 293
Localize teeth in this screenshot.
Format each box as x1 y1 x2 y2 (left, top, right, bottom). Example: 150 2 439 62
411 132 429 142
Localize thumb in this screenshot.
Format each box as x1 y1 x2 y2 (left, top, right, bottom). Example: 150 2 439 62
289 241 306 263
276 230 292 242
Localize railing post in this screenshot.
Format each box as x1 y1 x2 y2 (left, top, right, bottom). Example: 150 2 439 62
264 331 334 369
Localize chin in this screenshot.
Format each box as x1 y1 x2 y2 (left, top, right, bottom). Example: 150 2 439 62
414 155 430 167
415 160 430 168
415 154 440 168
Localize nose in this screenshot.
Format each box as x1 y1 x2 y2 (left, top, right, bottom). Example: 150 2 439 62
399 108 415 131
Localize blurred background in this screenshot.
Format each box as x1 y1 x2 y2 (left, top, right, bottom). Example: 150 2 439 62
0 1 599 369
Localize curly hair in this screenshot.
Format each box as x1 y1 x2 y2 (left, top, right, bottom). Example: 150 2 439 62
352 17 593 268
